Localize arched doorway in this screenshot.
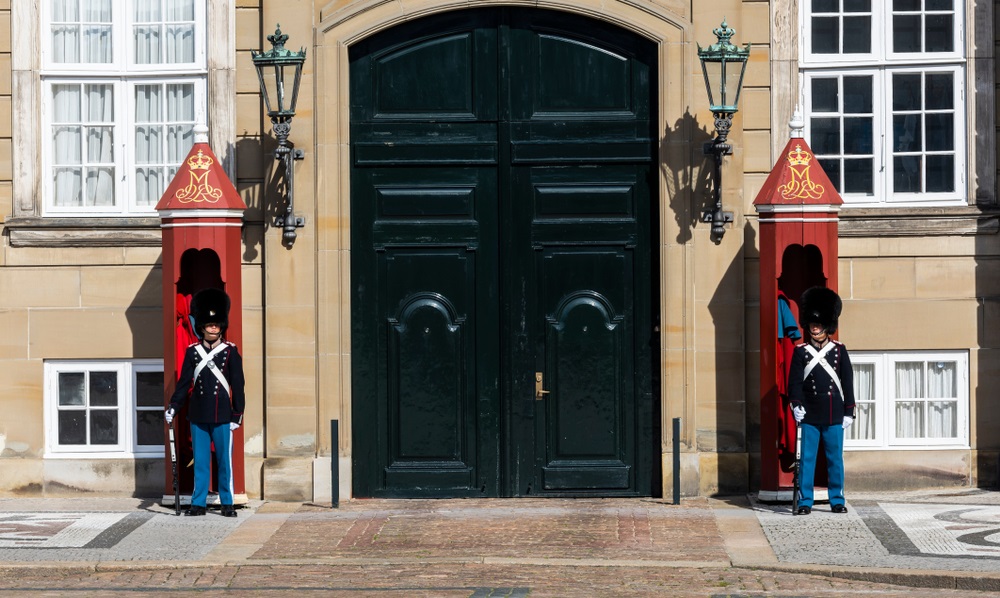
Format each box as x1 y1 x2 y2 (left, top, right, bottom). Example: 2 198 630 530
350 8 658 497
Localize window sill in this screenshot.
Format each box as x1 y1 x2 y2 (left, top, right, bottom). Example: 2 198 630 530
3 216 163 247
838 206 1000 237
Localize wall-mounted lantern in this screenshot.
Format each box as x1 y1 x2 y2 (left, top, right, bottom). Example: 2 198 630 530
252 25 307 243
698 19 750 242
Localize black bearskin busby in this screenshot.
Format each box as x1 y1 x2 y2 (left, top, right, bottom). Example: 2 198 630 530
190 288 230 334
799 286 842 334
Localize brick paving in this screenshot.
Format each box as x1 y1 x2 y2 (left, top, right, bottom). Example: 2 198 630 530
0 492 999 596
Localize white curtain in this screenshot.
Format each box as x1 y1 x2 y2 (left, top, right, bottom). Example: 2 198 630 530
132 82 194 206
52 85 83 206
927 362 957 438
84 84 115 206
52 0 112 64
849 363 876 441
894 362 923 438
134 85 163 206
134 0 196 65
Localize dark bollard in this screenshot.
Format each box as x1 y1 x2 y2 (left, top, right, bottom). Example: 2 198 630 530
331 420 339 508
673 417 681 505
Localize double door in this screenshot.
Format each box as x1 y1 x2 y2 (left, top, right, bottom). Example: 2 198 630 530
350 8 656 497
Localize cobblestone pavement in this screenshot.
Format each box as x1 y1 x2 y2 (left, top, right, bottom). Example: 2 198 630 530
0 491 997 596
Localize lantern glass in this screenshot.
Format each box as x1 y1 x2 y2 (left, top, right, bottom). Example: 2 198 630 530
701 57 747 114
255 61 304 118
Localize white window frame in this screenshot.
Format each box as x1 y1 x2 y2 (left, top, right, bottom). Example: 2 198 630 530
800 1 966 207
845 350 969 451
44 359 165 458
40 0 208 217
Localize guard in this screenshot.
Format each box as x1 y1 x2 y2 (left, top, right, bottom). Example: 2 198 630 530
788 286 855 515
165 288 245 517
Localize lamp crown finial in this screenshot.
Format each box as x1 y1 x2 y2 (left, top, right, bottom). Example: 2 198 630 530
267 24 289 51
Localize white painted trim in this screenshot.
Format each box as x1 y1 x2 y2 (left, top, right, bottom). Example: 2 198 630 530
755 204 842 213
159 209 245 219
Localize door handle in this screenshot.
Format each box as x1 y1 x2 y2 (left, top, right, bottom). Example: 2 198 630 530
535 372 550 400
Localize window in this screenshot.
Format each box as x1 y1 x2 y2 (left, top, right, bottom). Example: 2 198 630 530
42 1 207 217
45 360 164 457
801 1 965 206
846 351 968 450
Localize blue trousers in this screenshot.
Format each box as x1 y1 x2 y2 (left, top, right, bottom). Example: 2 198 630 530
190 422 233 508
798 423 845 508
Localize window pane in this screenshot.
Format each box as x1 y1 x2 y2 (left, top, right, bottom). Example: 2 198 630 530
53 168 83 206
136 372 163 407
134 0 162 21
85 166 116 206
166 25 196 64
813 0 838 11
842 16 871 54
925 73 953 110
844 0 871 10
53 84 82 122
843 159 874 194
926 0 952 8
819 158 842 192
136 410 162 446
58 411 87 445
53 0 79 21
811 78 839 112
843 76 872 113
925 113 953 152
82 25 112 63
892 74 922 111
811 17 839 54
928 361 957 398
928 401 957 438
893 15 921 53
52 25 80 63
926 155 954 192
85 84 114 122
893 115 921 152
84 0 113 21
925 15 953 53
848 402 876 441
134 25 162 65
895 362 925 398
895 401 924 438
893 0 920 11
58 372 85 406
894 156 922 192
90 410 118 445
811 117 841 154
167 0 197 21
89 371 118 406
844 117 873 154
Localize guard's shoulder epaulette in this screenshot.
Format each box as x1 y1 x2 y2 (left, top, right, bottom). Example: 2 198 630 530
187 341 199 348
225 341 238 349
831 339 844 346
795 342 807 348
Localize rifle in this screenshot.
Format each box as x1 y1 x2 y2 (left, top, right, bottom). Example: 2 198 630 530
792 422 802 515
168 422 181 515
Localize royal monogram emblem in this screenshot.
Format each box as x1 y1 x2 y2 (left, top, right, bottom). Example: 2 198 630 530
779 144 825 201
174 149 223 204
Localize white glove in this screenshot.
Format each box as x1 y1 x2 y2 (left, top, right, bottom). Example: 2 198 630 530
843 416 854 429
230 422 240 431
792 406 805 423
165 408 175 425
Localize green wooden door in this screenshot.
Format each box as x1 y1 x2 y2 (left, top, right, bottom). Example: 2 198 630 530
351 9 655 498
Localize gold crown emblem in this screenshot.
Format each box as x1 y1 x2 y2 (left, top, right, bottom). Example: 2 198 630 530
187 149 213 171
787 144 812 166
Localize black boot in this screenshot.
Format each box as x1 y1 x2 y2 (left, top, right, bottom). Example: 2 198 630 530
185 505 207 516
221 505 237 517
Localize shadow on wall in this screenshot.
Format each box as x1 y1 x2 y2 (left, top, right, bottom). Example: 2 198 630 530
124 263 167 496
660 107 717 245
235 132 297 259
975 214 1000 489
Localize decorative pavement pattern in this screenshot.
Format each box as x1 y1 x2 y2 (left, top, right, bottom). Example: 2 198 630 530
0 512 149 549
870 503 1000 558
753 494 1000 573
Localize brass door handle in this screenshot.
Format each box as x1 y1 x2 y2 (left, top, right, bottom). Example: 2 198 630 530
535 372 550 400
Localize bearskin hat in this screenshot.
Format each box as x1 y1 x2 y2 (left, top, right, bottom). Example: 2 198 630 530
799 286 842 334
190 288 230 332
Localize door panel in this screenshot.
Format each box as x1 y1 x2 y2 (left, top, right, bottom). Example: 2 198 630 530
351 8 655 498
